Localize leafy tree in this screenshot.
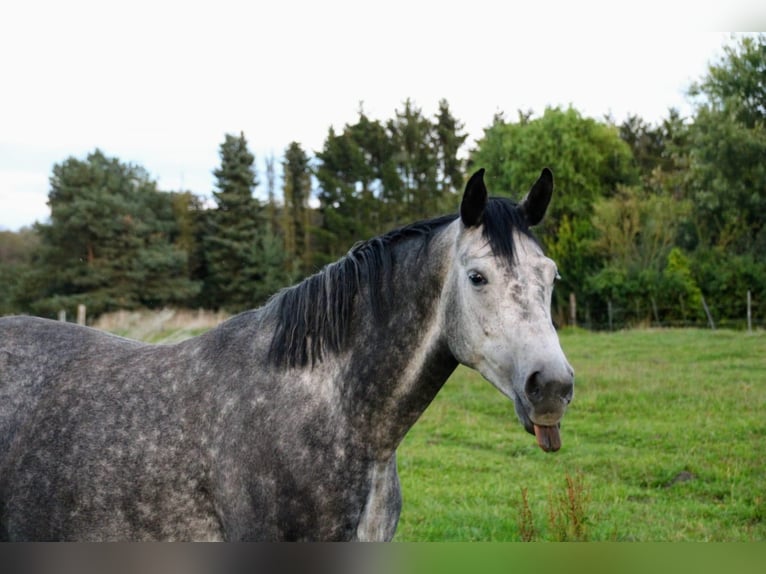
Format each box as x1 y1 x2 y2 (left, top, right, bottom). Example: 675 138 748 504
470 106 637 320
686 34 766 254
691 34 766 129
688 246 765 327
471 106 637 226
19 150 199 318
678 34 766 324
619 114 666 177
586 186 694 325
203 133 290 312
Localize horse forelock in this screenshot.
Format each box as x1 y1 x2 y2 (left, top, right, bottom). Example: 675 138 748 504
266 199 533 369
480 197 538 265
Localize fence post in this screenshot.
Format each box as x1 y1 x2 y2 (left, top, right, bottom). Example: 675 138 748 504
747 290 752 333
569 292 577 328
701 295 715 330
58 310 66 322
77 304 87 326
607 299 613 331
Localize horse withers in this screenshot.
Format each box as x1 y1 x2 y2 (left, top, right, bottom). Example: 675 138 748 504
0 168 574 541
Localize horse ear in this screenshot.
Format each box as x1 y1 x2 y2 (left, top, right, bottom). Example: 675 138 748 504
460 168 487 227
521 168 553 226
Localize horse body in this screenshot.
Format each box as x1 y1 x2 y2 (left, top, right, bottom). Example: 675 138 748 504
0 168 574 541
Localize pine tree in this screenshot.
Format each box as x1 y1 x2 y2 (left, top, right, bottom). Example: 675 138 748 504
203 132 290 312
314 126 373 264
433 99 467 200
282 141 312 274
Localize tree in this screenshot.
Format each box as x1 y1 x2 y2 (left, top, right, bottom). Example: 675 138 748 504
282 142 313 274
314 113 395 264
264 152 279 234
586 186 694 326
203 133 290 312
433 98 467 197
686 34 766 254
0 228 39 315
682 34 766 324
314 100 467 265
690 34 766 130
387 99 439 221
470 106 637 321
20 150 199 317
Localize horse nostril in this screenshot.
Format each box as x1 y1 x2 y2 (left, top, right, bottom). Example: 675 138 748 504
559 380 574 404
524 372 543 403
525 372 574 406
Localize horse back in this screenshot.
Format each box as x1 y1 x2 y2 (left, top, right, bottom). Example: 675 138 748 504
0 316 145 460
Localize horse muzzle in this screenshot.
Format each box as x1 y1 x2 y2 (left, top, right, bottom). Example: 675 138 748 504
520 369 574 452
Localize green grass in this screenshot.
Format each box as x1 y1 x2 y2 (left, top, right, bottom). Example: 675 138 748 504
394 328 766 541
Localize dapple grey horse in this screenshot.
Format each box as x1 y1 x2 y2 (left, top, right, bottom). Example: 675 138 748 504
0 168 574 541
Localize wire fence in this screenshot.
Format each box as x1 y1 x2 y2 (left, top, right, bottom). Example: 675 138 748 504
557 291 763 332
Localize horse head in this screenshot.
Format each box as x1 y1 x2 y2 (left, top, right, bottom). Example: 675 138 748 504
443 168 574 452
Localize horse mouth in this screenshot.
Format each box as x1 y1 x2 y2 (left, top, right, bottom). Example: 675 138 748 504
532 423 561 452
516 399 563 453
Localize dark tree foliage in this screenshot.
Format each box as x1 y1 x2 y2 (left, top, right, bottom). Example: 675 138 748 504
314 116 396 265
470 106 637 322
202 133 290 312
15 150 200 318
314 101 466 265
0 228 39 315
683 34 766 324
282 141 313 274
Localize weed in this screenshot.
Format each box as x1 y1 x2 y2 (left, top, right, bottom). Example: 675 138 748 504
517 487 538 541
546 471 590 541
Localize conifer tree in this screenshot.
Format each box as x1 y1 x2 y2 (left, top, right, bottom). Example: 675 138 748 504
434 99 467 199
282 142 312 274
203 132 290 312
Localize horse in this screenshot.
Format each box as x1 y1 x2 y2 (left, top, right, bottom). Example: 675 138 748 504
0 168 574 541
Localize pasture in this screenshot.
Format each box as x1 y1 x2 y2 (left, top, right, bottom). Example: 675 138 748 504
101 313 764 541
395 328 765 541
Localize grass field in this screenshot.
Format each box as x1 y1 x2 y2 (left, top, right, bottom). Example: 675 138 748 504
394 328 765 541
99 312 765 541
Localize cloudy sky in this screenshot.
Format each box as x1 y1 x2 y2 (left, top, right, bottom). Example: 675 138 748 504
0 1 762 230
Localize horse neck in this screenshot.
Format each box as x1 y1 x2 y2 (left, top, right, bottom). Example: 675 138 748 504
340 224 458 457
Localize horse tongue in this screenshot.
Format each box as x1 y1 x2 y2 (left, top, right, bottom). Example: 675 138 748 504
533 424 561 452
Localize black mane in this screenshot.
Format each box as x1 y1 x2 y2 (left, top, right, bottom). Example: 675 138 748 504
266 198 535 368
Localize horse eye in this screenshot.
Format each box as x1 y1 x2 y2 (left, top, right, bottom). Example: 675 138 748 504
468 271 487 286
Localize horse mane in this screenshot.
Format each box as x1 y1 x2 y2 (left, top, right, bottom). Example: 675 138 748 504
266 198 535 368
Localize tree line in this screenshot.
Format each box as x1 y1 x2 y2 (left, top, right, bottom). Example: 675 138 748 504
1 34 764 328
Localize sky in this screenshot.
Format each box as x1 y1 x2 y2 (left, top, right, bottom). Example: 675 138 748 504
1 1 763 231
